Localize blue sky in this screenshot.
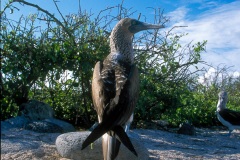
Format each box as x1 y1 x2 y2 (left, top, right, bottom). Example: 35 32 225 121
2 0 240 75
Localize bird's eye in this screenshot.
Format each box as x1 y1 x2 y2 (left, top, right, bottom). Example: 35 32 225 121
131 20 137 25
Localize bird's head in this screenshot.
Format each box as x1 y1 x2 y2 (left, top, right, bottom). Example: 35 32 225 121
218 91 228 100
217 91 228 109
109 18 164 61
114 18 164 35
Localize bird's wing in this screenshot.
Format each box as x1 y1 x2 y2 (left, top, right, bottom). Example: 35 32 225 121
91 61 105 121
101 62 139 127
82 61 139 157
92 60 139 127
114 62 139 125
219 109 240 125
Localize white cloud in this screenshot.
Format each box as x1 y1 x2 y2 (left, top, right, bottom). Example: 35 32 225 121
197 66 240 86
197 67 217 86
166 1 240 71
166 6 189 24
233 71 240 78
197 1 219 9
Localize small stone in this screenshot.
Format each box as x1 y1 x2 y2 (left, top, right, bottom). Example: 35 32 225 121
56 131 149 160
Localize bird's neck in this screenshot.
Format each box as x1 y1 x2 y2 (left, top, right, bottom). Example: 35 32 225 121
109 28 134 64
217 99 227 111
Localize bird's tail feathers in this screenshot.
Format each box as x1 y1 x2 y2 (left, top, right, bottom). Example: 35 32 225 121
113 125 138 157
81 123 107 150
81 124 137 158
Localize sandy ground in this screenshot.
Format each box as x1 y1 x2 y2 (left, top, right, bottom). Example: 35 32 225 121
1 127 240 160
132 128 240 160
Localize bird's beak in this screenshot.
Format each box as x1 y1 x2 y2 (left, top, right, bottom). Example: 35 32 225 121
129 21 164 33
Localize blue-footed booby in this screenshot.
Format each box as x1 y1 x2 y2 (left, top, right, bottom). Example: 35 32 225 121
81 18 164 159
217 91 240 136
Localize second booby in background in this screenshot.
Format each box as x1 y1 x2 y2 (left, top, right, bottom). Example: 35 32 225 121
216 91 240 136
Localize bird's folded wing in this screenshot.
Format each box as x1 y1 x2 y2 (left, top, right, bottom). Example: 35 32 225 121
113 125 138 156
219 109 240 125
115 64 139 125
92 61 105 121
87 61 139 156
92 61 139 125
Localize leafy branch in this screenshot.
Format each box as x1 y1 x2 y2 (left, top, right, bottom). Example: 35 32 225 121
12 0 76 46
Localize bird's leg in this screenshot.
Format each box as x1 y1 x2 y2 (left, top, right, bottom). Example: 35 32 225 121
228 130 233 137
125 124 130 133
125 113 134 137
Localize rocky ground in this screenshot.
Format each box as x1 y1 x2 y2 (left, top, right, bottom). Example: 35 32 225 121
1 126 240 160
